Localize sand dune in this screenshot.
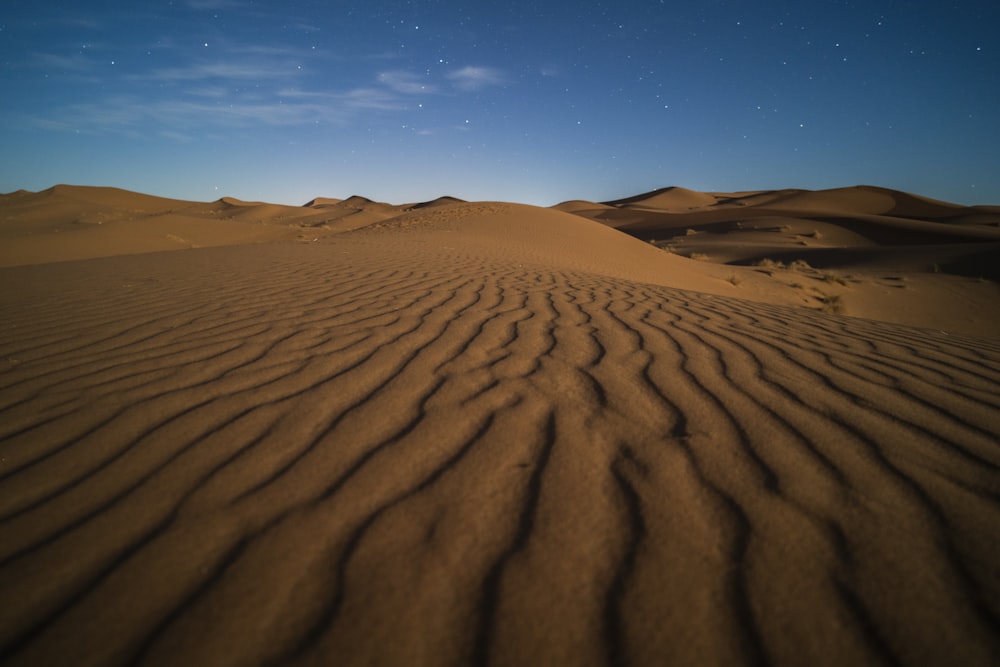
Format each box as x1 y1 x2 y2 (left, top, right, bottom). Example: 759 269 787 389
1 187 999 666
0 186 308 266
603 186 725 211
303 197 344 207
0 186 442 266
561 185 1000 337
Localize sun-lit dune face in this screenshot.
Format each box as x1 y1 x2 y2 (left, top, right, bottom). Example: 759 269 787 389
604 186 724 211
303 197 344 208
554 185 1000 338
0 185 417 266
1 184 999 666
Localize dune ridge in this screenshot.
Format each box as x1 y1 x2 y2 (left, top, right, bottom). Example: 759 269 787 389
1 186 999 665
5 184 999 336
559 185 1000 336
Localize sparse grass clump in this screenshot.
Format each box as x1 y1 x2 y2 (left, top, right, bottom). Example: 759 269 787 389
689 252 709 261
727 274 742 286
817 294 845 314
789 259 812 271
819 271 848 286
754 258 786 270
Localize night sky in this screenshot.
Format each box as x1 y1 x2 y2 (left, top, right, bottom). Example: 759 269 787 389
2 1 998 206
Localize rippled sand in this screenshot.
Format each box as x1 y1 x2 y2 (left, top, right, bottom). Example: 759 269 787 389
2 190 999 665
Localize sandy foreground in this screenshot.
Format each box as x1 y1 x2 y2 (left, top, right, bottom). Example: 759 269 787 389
1 185 999 665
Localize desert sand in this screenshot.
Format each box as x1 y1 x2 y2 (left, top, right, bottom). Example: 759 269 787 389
1 184 998 666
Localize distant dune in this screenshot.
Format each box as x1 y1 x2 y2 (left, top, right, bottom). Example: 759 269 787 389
561 185 1000 336
602 185 728 210
303 197 344 208
1 184 999 666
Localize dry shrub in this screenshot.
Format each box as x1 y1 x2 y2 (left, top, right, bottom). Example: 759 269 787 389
754 258 786 270
818 294 845 314
820 272 848 286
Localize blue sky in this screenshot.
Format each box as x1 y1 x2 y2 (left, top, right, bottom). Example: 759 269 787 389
1 1 998 206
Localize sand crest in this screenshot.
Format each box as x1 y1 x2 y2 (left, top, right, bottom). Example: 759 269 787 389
561 185 1000 337
1 187 999 666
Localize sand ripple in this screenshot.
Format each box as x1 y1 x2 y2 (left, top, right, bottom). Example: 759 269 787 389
1 237 998 666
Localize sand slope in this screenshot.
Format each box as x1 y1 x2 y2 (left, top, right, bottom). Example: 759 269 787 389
558 185 1000 337
1 192 999 666
0 185 421 266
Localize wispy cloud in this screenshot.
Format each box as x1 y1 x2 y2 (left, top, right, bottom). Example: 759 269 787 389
289 21 323 34
341 88 408 111
229 44 316 57
41 96 350 130
31 52 101 73
377 70 435 95
281 87 405 112
19 43 510 138
447 66 508 91
143 62 296 82
61 17 104 30
185 85 238 99
20 82 414 135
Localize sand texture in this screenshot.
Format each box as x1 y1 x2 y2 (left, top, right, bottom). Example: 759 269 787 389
1 186 999 666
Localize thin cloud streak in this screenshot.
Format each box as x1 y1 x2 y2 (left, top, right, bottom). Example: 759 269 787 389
18 30 509 138
142 62 298 82
20 84 412 134
447 66 508 91
377 70 435 95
